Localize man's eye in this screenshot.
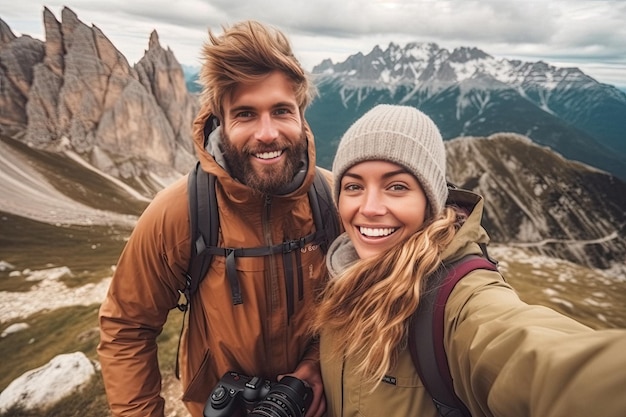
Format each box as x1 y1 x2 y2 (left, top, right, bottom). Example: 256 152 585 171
236 111 253 118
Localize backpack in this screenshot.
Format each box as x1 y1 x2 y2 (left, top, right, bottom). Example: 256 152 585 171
409 250 499 417
175 161 341 376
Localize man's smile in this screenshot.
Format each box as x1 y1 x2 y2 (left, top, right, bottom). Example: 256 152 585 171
254 150 284 160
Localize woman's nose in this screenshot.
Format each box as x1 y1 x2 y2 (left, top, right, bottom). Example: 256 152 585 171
359 190 387 217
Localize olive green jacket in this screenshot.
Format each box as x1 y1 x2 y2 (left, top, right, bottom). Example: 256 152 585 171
321 188 626 417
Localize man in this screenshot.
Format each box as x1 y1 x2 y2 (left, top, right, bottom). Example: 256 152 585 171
98 20 328 417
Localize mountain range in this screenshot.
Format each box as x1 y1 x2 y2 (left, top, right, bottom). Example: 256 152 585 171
305 42 626 179
445 133 626 269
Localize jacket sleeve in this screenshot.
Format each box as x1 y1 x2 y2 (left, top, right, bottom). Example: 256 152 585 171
98 180 189 416
446 269 626 417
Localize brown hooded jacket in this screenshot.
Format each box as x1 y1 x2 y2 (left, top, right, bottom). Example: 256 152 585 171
98 104 330 416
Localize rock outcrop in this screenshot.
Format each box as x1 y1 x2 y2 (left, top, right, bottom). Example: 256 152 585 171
446 133 626 269
0 19 45 129
0 7 198 185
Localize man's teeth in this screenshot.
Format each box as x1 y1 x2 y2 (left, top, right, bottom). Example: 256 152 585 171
359 227 396 237
255 150 282 159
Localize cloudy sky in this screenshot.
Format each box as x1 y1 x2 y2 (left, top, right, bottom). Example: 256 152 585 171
2 0 626 87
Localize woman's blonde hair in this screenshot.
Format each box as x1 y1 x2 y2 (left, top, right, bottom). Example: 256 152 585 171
310 206 465 390
199 20 316 119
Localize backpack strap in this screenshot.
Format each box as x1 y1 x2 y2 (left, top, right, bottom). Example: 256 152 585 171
177 161 219 312
181 166 340 307
308 168 341 254
175 162 218 379
409 254 498 417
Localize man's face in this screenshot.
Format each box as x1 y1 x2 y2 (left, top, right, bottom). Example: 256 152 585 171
221 71 307 194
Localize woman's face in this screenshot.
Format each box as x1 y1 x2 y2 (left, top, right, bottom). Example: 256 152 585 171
338 160 428 259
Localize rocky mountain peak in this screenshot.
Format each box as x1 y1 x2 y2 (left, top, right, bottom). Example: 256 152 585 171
449 46 491 63
404 41 442 60
0 7 198 188
149 29 160 50
136 28 197 157
312 40 603 93
0 17 16 45
41 6 64 74
314 42 449 86
312 58 334 73
0 17 45 129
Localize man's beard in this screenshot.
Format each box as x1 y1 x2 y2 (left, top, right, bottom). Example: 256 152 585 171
221 129 307 194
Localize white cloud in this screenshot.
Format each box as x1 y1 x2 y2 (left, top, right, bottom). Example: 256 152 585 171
1 0 625 87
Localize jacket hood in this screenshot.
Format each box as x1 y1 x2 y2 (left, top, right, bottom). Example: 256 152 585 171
191 104 318 202
325 188 491 278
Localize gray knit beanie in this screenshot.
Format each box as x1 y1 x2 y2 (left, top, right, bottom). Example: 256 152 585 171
332 104 448 216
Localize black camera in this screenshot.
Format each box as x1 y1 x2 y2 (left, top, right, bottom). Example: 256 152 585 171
203 371 313 417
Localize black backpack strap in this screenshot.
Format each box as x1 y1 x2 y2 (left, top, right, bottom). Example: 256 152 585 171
178 161 219 311
308 167 341 254
409 255 498 417
175 162 218 379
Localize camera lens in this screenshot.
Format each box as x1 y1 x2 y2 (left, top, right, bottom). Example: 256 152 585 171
248 376 312 417
249 394 297 417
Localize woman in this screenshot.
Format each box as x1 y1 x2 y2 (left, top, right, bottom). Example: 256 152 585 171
311 104 626 417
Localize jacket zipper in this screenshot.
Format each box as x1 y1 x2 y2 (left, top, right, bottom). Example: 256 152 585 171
262 194 278 300
262 194 280 372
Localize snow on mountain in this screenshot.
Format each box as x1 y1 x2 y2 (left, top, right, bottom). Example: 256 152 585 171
314 42 599 99
308 42 626 180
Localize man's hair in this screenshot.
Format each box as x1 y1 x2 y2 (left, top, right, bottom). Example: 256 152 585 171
200 20 316 119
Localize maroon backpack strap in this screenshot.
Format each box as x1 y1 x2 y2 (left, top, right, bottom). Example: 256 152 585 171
409 254 498 417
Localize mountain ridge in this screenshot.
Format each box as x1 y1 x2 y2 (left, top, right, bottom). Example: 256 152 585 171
445 133 626 269
306 41 626 180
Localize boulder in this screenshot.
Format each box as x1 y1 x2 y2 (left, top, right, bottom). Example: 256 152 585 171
0 352 96 412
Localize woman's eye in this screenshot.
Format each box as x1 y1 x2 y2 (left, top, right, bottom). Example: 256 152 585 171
390 184 408 191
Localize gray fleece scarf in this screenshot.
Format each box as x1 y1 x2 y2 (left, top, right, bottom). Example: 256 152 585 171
326 233 361 279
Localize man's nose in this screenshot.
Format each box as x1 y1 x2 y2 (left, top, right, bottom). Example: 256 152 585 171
254 113 279 143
